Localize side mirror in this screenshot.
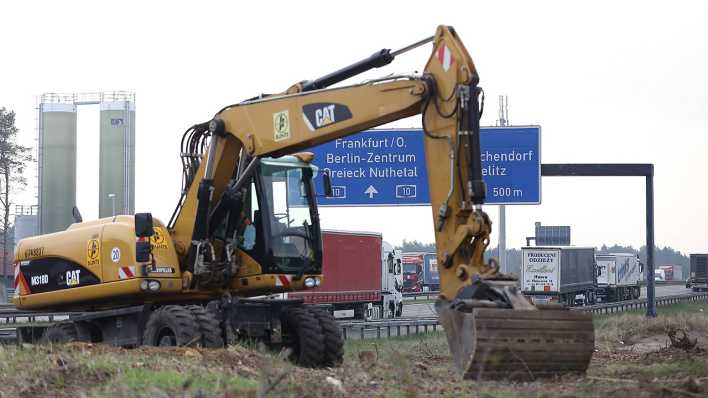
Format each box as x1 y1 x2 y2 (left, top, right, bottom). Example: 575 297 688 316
135 213 154 263
72 206 83 223
135 213 154 238
322 171 333 197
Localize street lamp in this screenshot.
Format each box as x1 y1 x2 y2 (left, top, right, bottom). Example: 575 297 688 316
108 193 116 216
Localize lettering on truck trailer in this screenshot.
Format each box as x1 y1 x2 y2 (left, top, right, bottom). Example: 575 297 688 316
523 250 559 292
617 257 638 283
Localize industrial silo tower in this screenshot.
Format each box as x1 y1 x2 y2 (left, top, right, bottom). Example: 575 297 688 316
38 94 77 234
36 91 135 235
99 92 135 218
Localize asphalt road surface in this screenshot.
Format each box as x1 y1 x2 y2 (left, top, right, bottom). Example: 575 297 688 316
402 284 692 318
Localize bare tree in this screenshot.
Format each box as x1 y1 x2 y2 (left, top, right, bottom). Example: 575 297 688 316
0 108 32 287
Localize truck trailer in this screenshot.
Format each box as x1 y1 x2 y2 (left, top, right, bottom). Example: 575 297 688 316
521 246 597 306
422 253 440 291
595 253 642 302
658 264 681 281
687 254 708 291
287 230 403 319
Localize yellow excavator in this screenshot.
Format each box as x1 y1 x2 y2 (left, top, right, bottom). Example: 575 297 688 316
13 26 593 379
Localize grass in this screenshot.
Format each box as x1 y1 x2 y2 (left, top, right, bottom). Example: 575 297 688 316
0 301 705 397
594 301 708 348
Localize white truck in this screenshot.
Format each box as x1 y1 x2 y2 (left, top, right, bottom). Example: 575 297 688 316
595 253 642 302
521 246 597 306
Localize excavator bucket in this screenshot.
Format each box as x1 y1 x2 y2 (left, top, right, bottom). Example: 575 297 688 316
438 302 594 380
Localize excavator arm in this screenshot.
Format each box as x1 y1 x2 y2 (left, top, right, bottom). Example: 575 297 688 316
169 25 594 379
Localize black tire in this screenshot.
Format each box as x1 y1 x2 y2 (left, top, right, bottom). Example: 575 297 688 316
283 307 324 367
143 305 201 347
308 307 344 367
42 322 78 344
187 305 225 348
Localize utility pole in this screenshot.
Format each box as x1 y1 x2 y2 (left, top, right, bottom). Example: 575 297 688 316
496 96 509 273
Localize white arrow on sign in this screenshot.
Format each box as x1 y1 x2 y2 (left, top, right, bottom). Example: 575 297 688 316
364 185 378 199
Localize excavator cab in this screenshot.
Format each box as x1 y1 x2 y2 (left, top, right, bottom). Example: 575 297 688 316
242 156 324 276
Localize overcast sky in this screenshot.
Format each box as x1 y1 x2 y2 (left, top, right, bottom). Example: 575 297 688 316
1 1 707 254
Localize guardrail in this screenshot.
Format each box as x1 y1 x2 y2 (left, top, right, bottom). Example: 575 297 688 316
344 292 708 340
402 291 439 301
577 292 708 314
402 280 688 301
338 317 440 340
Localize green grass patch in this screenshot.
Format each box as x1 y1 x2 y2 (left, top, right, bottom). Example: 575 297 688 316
116 368 257 395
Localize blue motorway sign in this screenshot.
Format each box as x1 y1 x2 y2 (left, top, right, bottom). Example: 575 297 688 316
310 130 430 206
480 126 541 204
308 127 540 206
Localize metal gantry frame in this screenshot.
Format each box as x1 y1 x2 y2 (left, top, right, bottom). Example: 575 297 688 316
541 163 656 317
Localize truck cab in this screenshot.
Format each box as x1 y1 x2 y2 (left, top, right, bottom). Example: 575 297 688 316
381 242 403 317
402 253 423 293
654 269 665 281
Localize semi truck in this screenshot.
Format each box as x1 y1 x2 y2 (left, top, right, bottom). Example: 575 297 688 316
595 253 642 302
401 252 440 292
521 246 597 306
287 230 403 319
687 254 708 291
401 253 424 293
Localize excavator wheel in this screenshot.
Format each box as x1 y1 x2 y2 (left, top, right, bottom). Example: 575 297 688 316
438 302 595 380
143 305 201 347
187 305 225 348
42 322 79 344
283 307 325 367
307 307 344 367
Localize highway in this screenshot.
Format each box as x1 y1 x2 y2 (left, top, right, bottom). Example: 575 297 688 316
402 284 692 318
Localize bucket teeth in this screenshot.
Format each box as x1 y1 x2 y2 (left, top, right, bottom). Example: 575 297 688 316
438 304 594 380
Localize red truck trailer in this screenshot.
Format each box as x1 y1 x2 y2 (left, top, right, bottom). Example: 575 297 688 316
658 264 680 281
288 230 403 319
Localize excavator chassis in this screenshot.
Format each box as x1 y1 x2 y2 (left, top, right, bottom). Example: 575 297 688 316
16 298 344 368
437 280 594 380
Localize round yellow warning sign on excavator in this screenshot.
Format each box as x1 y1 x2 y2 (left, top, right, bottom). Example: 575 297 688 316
87 239 100 266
